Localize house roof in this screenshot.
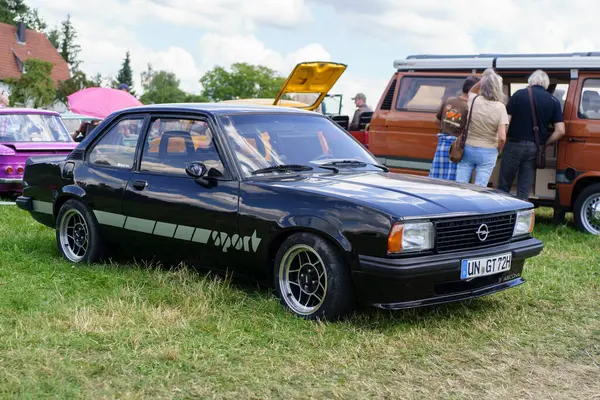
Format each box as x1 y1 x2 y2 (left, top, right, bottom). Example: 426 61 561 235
0 22 70 84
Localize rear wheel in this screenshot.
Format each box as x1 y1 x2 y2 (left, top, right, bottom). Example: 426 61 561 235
274 232 355 320
56 199 106 263
574 183 600 235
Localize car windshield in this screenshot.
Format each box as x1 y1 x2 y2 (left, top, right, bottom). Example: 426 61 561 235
219 113 380 177
0 113 72 142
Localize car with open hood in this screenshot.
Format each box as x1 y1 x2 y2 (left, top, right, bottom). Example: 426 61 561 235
16 103 543 320
0 108 77 196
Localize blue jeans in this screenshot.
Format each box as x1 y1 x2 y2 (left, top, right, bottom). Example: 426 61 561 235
456 145 498 187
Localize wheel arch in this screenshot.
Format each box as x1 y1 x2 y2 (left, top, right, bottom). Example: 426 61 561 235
53 185 88 218
571 174 600 209
266 219 357 280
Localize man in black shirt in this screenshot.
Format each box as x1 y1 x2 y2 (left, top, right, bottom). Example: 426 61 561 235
498 69 565 200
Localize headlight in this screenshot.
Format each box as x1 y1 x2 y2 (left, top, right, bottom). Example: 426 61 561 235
513 209 535 237
388 221 434 254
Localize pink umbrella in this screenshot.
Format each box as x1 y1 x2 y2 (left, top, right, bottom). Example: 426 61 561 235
67 87 143 119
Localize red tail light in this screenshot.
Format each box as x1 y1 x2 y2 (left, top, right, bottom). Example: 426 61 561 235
16 166 24 174
4 166 13 174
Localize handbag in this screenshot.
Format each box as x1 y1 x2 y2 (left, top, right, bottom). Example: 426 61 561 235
527 86 546 169
449 95 478 163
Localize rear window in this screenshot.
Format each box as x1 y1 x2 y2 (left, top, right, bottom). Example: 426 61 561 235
396 77 465 113
0 114 72 142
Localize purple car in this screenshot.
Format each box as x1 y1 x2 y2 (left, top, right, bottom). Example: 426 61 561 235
0 108 77 197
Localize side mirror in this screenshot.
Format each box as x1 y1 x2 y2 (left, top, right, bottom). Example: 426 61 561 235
186 163 219 189
185 163 207 178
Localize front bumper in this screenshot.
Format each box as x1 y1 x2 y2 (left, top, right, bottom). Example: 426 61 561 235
0 177 22 184
354 237 543 309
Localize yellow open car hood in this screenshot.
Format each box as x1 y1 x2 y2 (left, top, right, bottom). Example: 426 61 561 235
273 61 347 110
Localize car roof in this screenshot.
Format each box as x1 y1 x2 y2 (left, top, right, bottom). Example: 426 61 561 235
116 102 319 116
0 107 60 116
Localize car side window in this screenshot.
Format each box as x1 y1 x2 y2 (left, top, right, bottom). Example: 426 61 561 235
396 77 465 113
578 79 600 120
88 118 143 169
140 118 227 177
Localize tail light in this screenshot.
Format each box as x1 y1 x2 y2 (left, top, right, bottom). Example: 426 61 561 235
16 166 24 174
4 166 13 174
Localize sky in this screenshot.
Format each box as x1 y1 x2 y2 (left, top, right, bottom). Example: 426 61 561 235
27 0 600 115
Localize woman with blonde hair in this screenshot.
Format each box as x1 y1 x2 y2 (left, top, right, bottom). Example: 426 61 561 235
455 68 508 187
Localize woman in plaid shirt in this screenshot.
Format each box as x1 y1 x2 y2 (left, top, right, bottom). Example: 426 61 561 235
428 76 480 181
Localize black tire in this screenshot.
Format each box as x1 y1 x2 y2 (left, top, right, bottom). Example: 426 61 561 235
55 199 107 263
273 232 355 320
573 183 600 235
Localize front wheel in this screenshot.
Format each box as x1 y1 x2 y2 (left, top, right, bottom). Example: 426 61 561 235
56 199 106 263
573 183 600 235
274 232 355 320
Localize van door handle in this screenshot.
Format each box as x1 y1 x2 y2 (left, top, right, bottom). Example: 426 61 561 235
568 138 586 143
132 180 148 190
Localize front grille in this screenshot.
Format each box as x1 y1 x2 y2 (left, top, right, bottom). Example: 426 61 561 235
434 213 516 253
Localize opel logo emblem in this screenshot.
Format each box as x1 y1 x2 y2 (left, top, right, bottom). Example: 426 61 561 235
476 224 489 241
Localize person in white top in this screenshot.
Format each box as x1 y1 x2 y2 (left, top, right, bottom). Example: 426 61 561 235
455 68 508 187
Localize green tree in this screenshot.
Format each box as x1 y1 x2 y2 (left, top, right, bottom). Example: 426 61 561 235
7 58 56 108
56 70 91 104
91 73 103 87
140 62 155 92
47 26 60 49
114 50 135 95
59 15 80 71
140 70 187 104
199 63 284 102
184 93 209 103
0 1 47 31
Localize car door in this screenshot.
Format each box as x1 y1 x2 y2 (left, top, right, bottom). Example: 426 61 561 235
563 75 600 174
121 114 240 268
78 114 147 246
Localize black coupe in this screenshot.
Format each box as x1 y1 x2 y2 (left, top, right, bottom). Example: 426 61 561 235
17 104 543 319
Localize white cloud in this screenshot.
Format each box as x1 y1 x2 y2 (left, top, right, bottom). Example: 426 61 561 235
197 34 330 75
315 0 600 54
29 0 313 34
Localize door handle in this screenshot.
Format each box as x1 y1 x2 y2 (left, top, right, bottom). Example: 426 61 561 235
132 180 148 190
568 138 586 143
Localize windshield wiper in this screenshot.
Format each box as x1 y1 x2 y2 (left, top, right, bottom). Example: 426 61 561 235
315 159 389 173
251 164 313 175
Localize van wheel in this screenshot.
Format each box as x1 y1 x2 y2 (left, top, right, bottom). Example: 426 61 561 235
56 199 106 263
274 233 355 320
573 183 600 235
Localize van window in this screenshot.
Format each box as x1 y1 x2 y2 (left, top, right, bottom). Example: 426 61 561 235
510 82 569 112
579 79 600 119
396 77 465 113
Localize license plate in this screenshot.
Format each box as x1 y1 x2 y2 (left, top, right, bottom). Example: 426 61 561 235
460 253 512 280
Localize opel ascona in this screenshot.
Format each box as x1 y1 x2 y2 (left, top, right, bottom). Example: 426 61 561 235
17 104 543 319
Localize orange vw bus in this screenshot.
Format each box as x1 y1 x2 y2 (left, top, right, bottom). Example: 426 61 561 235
368 53 600 235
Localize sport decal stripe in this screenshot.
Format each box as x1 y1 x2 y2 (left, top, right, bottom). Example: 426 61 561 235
94 210 126 228
29 202 262 253
153 221 177 238
32 200 53 215
192 228 211 244
174 225 195 241
124 216 156 234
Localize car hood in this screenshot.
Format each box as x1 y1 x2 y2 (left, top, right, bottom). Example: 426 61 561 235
262 172 530 217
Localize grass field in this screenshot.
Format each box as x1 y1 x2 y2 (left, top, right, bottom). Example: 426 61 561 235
0 204 599 399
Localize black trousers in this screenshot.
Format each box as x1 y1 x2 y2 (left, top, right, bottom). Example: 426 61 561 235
497 140 538 200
